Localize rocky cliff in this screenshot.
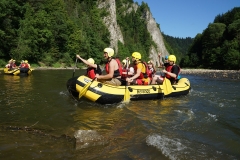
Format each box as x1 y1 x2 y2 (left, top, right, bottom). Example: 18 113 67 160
98 0 169 65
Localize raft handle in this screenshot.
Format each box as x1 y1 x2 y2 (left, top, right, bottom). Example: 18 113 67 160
172 86 176 90
97 83 103 88
128 87 133 92
152 86 156 91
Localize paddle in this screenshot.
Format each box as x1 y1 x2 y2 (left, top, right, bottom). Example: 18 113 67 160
72 58 78 78
123 59 130 102
163 78 172 95
79 77 96 99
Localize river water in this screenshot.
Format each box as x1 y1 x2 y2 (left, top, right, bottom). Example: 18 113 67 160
0 69 239 160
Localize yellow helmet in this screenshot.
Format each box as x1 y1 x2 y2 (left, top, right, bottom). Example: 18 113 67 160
168 55 176 63
122 59 127 64
87 58 95 64
132 52 141 60
103 48 114 57
24 60 28 63
147 60 153 64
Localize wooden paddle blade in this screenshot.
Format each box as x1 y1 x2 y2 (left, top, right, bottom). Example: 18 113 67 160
79 82 91 98
163 78 172 95
123 87 130 102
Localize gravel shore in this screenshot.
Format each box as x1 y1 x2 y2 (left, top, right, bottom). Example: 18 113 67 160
1 67 240 79
181 69 240 79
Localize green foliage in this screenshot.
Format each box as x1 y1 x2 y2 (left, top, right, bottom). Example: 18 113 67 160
115 1 155 61
1 0 239 70
185 7 240 69
162 34 194 65
0 59 6 67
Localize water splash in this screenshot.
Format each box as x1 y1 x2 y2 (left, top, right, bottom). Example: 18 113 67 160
74 130 107 150
146 134 187 160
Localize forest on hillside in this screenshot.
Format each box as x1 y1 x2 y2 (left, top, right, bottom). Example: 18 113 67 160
180 7 240 70
162 34 193 64
0 0 160 67
1 0 238 70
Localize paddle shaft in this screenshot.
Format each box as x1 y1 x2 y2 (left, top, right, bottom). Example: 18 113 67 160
123 59 130 102
72 59 78 78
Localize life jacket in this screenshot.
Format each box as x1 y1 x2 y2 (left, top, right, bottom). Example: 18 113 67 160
134 61 150 85
121 68 128 79
148 68 155 80
105 58 122 78
165 65 180 80
86 65 102 79
20 64 25 68
10 63 16 69
24 64 29 68
134 61 149 79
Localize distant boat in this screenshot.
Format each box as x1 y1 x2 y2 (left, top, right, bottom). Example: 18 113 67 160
3 68 33 76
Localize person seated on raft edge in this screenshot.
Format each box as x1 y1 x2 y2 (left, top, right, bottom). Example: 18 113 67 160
19 60 24 68
126 52 150 85
95 48 122 86
18 60 30 73
25 60 31 68
76 55 102 79
121 57 134 80
152 54 180 85
157 53 181 81
6 59 17 70
150 53 168 84
147 60 156 84
5 59 12 69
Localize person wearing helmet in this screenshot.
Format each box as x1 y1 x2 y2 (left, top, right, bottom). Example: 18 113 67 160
151 53 169 84
76 55 102 79
25 60 31 68
19 60 25 68
162 55 181 84
19 60 30 73
5 59 13 69
95 48 122 86
126 52 150 85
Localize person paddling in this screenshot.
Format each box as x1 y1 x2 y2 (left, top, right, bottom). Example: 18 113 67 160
95 48 122 86
76 55 102 79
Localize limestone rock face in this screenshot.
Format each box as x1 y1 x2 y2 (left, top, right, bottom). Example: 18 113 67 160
145 10 169 66
98 0 169 65
98 0 124 54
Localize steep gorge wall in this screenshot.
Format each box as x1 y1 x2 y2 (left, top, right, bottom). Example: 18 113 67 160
98 0 169 65
98 0 124 55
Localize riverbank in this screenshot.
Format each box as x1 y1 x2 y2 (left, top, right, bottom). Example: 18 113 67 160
180 69 240 79
1 67 240 79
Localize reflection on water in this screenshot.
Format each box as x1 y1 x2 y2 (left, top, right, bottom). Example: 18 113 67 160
0 71 240 160
3 75 33 106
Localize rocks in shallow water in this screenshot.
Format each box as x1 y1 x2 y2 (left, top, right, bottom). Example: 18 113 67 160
74 130 107 150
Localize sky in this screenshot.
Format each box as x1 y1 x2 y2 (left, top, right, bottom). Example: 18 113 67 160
133 0 240 38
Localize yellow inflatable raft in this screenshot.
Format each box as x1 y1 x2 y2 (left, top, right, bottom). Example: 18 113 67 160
67 75 191 104
4 68 33 76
